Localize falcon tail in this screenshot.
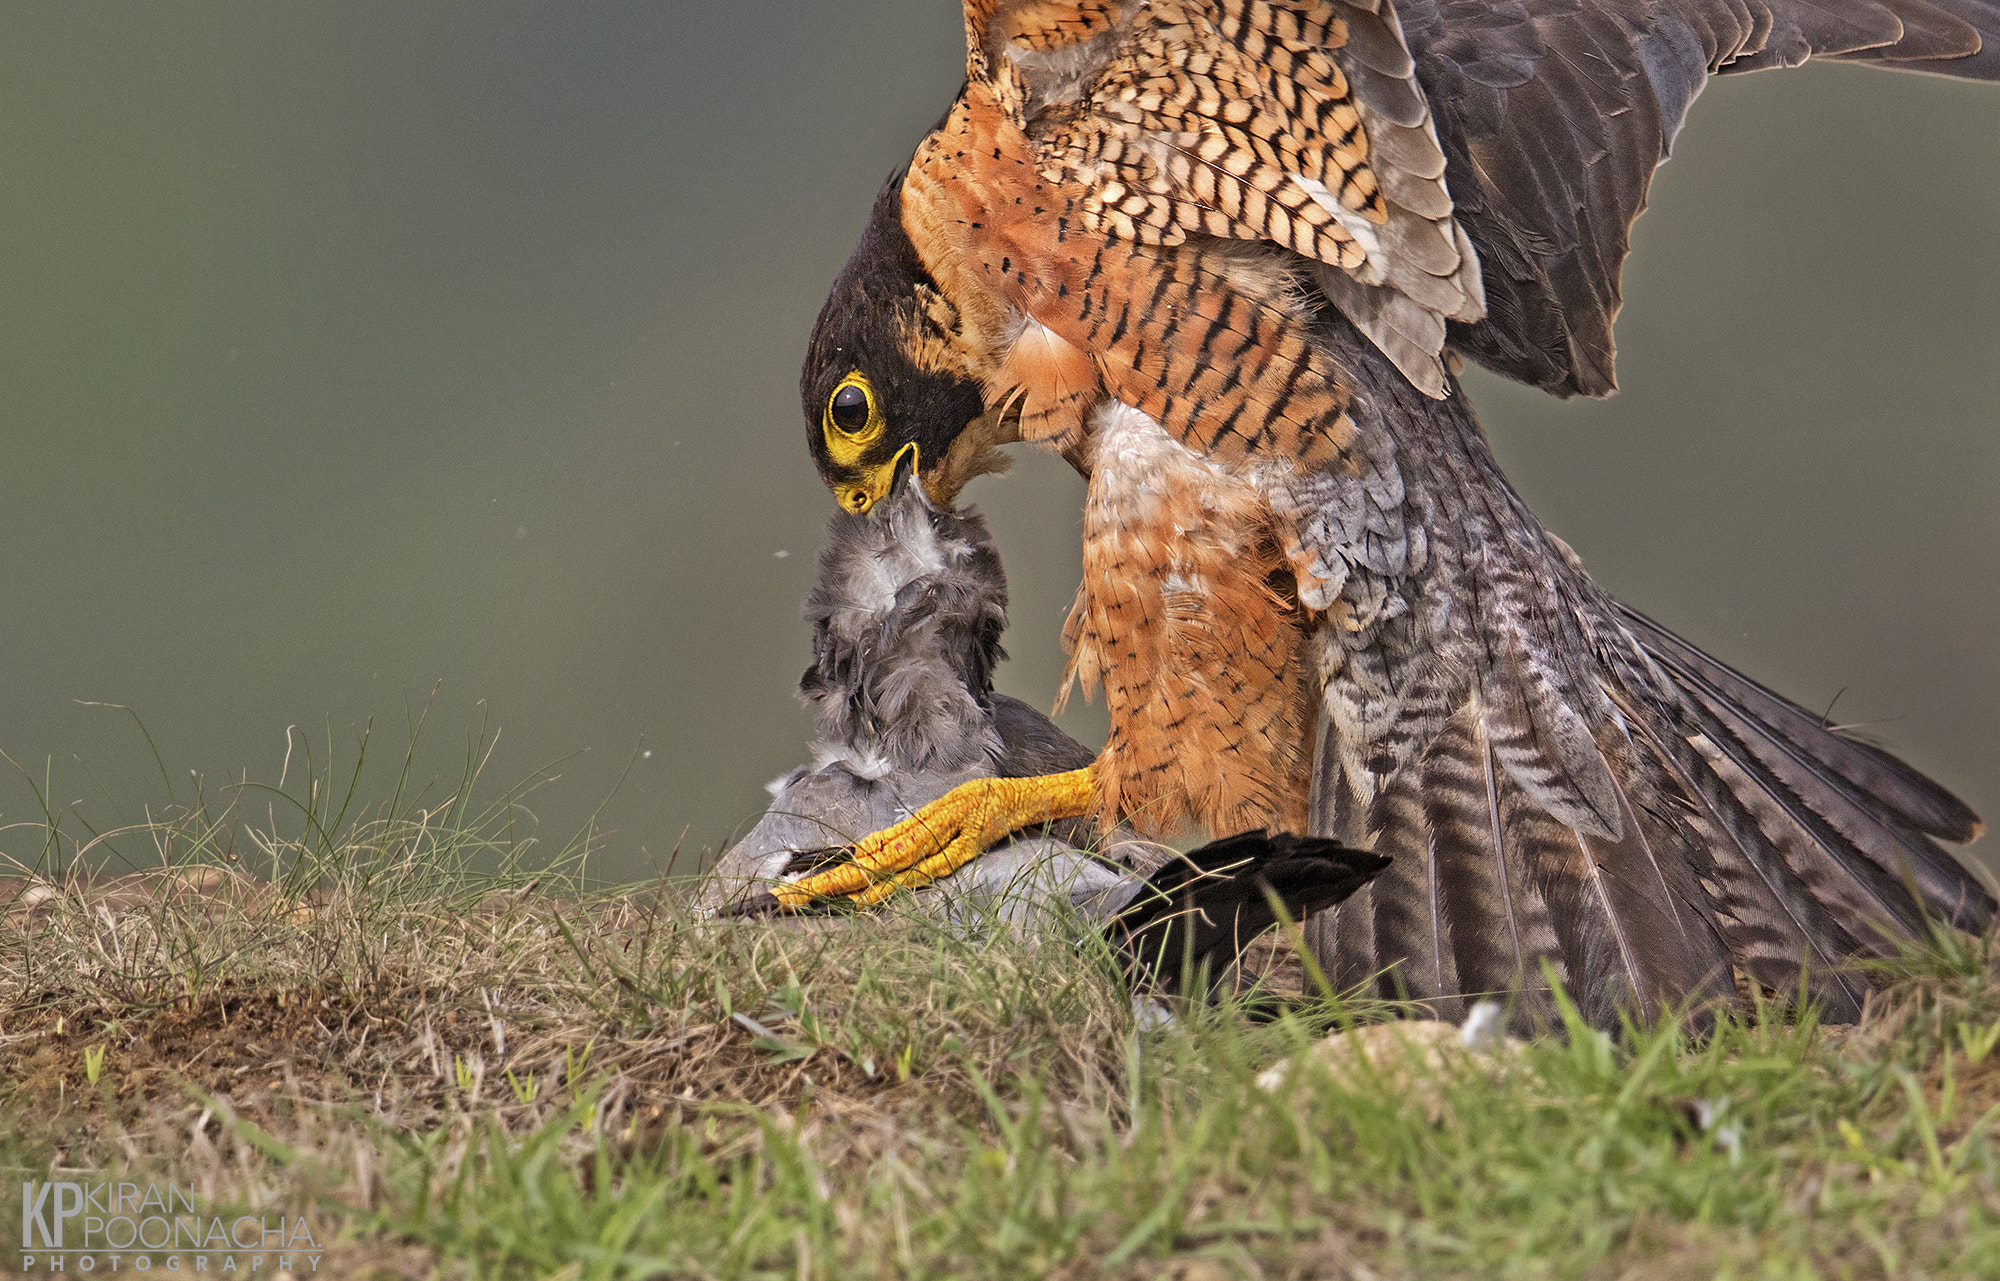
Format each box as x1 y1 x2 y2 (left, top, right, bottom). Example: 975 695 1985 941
1304 594 1993 1033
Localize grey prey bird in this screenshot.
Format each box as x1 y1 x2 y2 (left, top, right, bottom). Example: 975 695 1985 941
699 471 1387 994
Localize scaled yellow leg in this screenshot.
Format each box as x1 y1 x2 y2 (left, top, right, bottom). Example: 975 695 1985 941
771 767 1095 909
848 831 983 906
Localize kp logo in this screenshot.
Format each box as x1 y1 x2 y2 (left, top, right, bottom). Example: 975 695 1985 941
16 1180 321 1270
20 1182 92 1248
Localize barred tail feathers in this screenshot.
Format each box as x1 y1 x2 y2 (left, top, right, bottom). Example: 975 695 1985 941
1307 684 1738 1031
1304 598 1991 1031
1616 605 1987 914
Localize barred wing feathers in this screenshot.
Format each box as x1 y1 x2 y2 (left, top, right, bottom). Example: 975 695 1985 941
958 0 1482 398
1402 0 2000 395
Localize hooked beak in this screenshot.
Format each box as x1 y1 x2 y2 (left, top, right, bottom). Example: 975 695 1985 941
837 441 919 516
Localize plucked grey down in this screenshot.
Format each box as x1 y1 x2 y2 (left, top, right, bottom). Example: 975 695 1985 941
699 476 1386 994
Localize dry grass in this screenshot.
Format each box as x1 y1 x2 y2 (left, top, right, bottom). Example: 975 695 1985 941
4 732 2000 1279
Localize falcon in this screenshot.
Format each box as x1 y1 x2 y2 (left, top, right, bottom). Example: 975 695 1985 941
785 0 1999 1029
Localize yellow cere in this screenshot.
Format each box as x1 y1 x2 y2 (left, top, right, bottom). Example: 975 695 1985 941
822 372 917 515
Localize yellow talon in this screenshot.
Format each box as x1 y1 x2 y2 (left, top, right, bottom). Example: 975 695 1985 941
771 766 1096 909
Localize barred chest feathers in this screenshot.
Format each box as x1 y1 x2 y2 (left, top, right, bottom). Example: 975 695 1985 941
1059 399 1315 836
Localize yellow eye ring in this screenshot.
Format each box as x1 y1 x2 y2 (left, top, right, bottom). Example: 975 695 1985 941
824 374 882 443
821 372 887 472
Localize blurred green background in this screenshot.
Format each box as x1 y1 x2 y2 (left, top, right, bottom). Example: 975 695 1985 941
2 3 1995 882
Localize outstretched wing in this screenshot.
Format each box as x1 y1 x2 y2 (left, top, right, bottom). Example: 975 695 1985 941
959 0 1999 403
1401 0 2000 395
960 0 1484 397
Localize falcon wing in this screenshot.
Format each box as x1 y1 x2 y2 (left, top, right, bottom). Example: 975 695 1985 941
962 0 1484 397
1401 0 2000 395
961 0 1998 401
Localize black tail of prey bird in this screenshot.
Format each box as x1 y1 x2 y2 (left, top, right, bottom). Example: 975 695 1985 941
783 0 1999 1030
700 474 1389 996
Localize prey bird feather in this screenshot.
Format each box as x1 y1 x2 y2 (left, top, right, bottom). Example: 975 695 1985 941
789 0 1998 1031
701 474 1387 995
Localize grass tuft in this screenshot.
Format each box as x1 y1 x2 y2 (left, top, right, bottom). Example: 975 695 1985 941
4 735 1999 1277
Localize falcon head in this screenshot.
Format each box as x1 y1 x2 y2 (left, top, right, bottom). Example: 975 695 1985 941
801 176 1011 514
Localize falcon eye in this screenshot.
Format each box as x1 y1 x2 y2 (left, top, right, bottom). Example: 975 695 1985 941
829 382 872 434
819 372 886 470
